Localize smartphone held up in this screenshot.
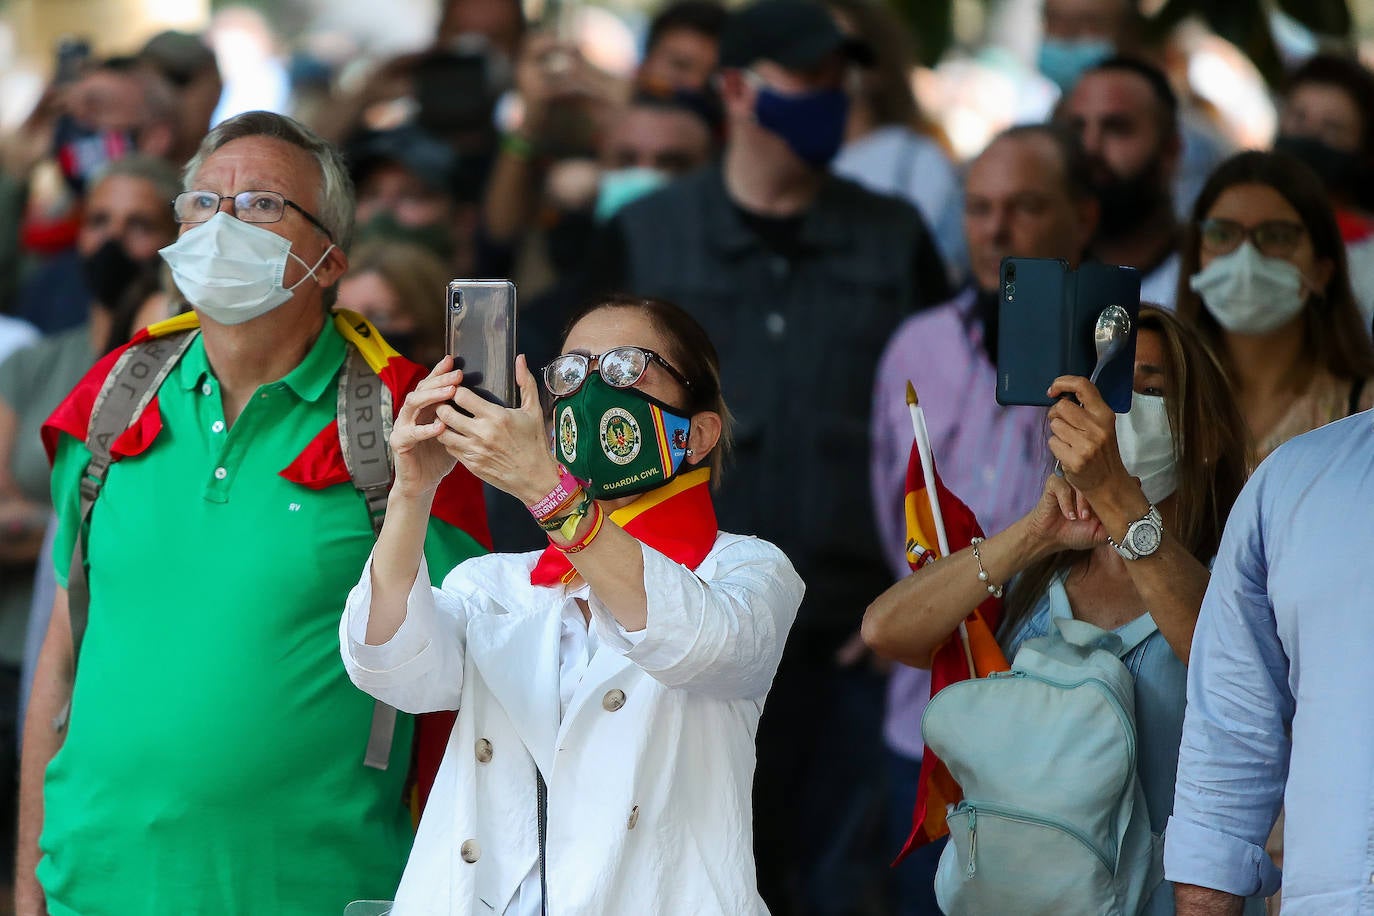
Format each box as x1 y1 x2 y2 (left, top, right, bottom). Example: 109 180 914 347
995 257 1141 414
445 279 519 408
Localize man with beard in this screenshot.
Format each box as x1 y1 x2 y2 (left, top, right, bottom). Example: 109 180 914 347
869 122 1098 914
1058 55 1182 307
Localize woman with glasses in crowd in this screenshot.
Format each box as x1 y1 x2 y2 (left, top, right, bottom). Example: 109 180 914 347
1178 149 1374 461
862 306 1255 915
340 294 802 915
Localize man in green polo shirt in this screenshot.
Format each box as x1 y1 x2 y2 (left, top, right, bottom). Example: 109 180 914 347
17 111 489 916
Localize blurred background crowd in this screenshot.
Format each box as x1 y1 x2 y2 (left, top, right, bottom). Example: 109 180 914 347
1 0 1374 913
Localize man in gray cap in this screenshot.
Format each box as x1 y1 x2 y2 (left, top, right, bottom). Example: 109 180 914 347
582 1 950 910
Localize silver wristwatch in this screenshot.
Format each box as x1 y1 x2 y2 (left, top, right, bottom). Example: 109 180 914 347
1109 505 1164 560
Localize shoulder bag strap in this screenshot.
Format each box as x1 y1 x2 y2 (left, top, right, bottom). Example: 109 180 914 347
59 330 197 729
338 343 399 769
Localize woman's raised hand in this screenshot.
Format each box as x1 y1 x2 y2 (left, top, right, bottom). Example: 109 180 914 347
1025 474 1108 552
436 355 563 506
1047 375 1135 500
390 357 462 500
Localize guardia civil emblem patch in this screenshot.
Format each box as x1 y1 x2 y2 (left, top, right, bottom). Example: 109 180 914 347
558 405 577 462
599 407 641 465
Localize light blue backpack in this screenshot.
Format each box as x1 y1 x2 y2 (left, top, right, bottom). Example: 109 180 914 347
922 616 1164 916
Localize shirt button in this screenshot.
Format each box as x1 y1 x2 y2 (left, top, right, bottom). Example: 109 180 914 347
211 420 225 434
214 467 227 480
474 738 493 764
765 312 786 338
459 839 480 863
201 382 212 396
259 392 270 400
626 805 640 830
602 688 626 712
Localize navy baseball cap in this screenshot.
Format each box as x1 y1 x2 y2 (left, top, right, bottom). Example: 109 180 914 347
719 0 873 71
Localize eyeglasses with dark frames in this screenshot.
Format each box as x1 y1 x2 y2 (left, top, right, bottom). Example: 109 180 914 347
172 189 335 242
543 346 694 398
1199 217 1306 259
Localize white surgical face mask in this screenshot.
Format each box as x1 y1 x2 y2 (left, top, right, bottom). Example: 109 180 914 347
159 212 335 326
1188 241 1308 335
1115 392 1177 505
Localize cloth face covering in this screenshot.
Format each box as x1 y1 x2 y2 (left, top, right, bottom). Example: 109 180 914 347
595 168 670 222
52 115 136 194
82 239 150 309
1037 37 1115 92
1115 392 1177 504
1189 241 1308 335
160 212 335 325
554 371 693 499
753 83 849 168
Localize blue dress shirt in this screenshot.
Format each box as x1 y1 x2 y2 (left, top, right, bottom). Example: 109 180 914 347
1166 412 1374 912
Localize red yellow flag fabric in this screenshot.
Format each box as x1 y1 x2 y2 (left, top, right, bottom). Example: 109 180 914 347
528 466 718 587
894 440 1009 862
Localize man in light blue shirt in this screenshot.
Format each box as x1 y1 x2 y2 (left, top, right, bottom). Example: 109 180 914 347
1166 412 1374 914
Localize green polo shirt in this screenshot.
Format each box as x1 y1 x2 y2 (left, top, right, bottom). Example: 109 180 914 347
40 324 483 916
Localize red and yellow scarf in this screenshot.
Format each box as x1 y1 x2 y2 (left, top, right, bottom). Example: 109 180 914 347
529 467 718 587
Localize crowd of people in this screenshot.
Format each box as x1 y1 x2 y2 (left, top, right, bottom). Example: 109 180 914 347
0 0 1371 913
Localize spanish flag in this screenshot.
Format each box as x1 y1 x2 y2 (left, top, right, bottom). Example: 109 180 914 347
894 440 1009 860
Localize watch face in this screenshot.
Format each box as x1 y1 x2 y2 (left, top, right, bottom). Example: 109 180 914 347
1129 521 1163 555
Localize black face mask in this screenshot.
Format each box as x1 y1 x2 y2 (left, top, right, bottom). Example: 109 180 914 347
81 239 146 310
1092 154 1171 240
1275 134 1366 197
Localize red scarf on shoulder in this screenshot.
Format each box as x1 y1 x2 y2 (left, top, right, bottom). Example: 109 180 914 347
529 467 718 587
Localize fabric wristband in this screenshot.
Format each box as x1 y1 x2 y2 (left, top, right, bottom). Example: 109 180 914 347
553 500 606 554
529 466 584 522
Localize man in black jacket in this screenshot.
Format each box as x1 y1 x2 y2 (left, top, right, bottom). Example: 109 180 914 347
583 1 950 909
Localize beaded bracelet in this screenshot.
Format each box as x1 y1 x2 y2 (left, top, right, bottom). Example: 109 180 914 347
969 536 1004 598
553 500 605 554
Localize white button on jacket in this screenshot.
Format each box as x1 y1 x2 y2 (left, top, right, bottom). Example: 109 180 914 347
340 533 804 916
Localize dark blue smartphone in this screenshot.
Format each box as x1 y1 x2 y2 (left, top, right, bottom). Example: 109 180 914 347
995 257 1140 413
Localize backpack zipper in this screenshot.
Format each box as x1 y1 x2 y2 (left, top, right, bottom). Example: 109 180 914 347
537 771 548 916
959 800 1113 875
983 669 1137 774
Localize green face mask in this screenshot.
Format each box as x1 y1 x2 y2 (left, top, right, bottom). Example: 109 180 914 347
554 372 694 499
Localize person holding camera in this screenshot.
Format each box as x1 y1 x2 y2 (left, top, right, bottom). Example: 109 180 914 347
863 306 1254 915
342 294 803 915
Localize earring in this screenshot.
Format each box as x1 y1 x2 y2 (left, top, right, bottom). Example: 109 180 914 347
686 448 695 457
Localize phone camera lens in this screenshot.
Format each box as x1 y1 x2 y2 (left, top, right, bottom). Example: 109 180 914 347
1005 283 1016 296
1006 264 1016 281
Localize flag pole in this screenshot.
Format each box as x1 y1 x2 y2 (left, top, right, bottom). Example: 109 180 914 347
907 381 977 679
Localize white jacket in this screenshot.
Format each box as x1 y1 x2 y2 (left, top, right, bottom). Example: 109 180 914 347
340 533 804 915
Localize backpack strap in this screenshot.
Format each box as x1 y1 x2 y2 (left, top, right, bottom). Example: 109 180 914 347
337 344 394 537
58 330 198 730
338 343 399 770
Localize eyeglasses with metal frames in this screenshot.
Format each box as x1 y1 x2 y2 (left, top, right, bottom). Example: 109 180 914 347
543 346 694 398
172 189 335 242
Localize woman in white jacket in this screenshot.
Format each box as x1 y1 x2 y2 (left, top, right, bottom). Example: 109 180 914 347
340 294 804 916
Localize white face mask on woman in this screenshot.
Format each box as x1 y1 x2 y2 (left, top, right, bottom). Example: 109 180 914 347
1188 241 1308 335
159 212 335 326
1115 392 1177 505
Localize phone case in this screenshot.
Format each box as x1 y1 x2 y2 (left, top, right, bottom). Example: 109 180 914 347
446 279 518 408
996 258 1140 413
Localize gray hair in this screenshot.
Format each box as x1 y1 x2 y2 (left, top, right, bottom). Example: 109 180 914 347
183 110 355 249
91 154 183 211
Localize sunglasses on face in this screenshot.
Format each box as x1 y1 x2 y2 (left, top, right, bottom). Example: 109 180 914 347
543 346 693 398
1199 217 1306 259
